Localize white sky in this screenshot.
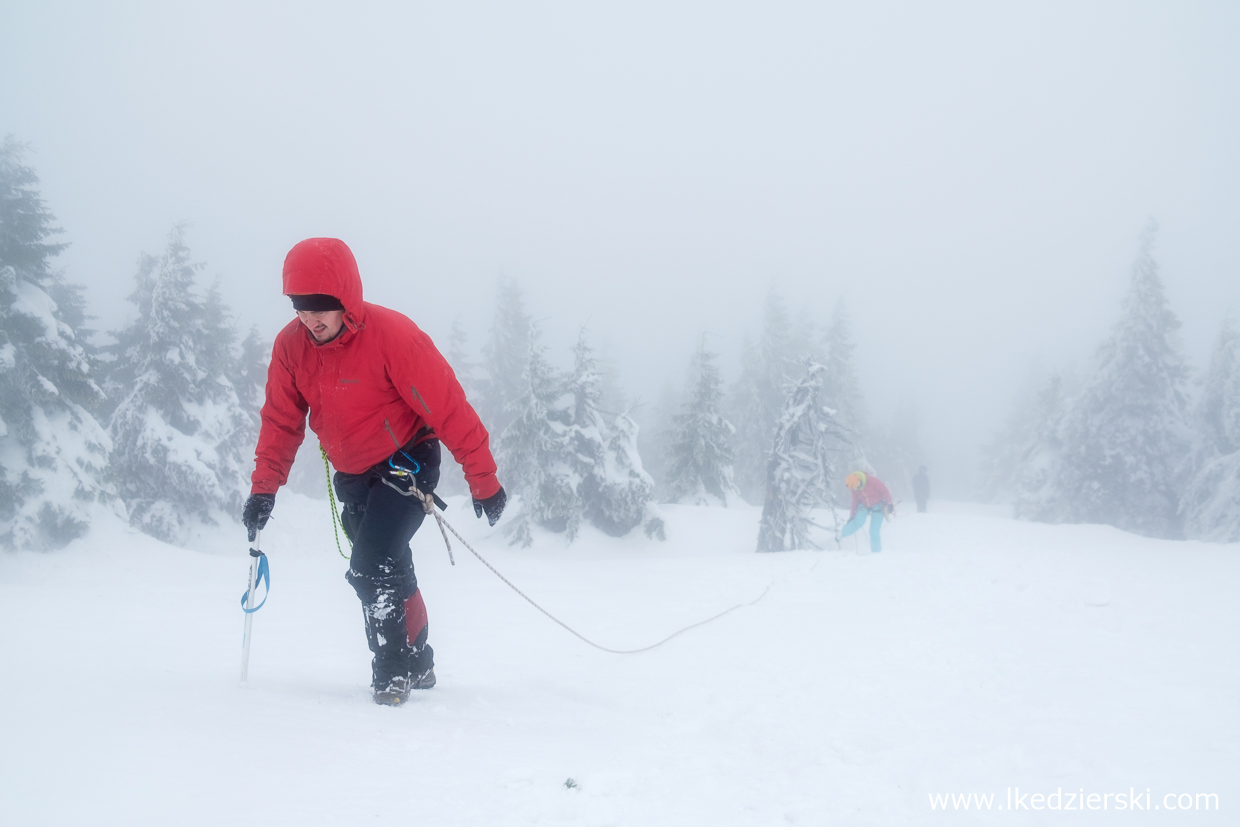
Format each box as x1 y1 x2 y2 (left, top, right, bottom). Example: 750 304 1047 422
3 1 1238 495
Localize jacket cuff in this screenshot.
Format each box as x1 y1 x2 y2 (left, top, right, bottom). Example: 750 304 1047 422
468 475 502 500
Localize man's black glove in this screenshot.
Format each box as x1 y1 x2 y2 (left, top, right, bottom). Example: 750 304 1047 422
473 486 506 526
242 493 276 542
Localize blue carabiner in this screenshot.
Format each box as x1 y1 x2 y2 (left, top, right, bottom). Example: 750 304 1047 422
388 450 421 476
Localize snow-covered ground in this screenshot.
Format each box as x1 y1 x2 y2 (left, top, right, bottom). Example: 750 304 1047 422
2 496 1236 825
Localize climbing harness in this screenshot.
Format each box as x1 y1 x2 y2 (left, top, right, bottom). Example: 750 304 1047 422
375 455 456 566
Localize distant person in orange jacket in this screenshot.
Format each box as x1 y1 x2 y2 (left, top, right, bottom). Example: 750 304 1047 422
841 471 893 552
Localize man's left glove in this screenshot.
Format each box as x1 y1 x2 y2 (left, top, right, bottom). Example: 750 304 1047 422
242 493 276 542
473 486 507 527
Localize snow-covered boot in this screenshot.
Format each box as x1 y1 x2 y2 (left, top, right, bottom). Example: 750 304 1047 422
375 663 434 703
410 666 436 690
374 675 412 706
354 586 416 705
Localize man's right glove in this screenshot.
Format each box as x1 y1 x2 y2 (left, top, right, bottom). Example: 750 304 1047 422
242 493 276 542
473 486 507 527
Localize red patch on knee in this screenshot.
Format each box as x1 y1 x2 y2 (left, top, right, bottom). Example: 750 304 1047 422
405 589 428 645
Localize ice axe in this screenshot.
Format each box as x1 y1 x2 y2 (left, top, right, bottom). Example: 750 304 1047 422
239 529 270 684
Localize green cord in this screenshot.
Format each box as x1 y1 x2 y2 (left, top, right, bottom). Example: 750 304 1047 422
321 445 351 560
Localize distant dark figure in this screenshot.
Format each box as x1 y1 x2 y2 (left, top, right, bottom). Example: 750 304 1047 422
912 465 930 513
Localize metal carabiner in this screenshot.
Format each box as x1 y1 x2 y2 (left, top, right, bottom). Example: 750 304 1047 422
387 450 422 478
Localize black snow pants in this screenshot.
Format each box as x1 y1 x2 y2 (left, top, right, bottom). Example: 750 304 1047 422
333 438 441 689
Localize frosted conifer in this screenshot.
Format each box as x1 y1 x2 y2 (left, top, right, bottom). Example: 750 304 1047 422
445 317 478 398
497 327 576 545
563 330 607 537
106 227 252 542
1009 374 1071 517
235 326 268 433
437 317 478 497
756 362 850 552
0 138 112 550
731 288 804 503
664 338 738 506
821 300 866 440
1181 319 1240 541
869 401 924 497
480 278 532 437
1019 224 1191 538
567 331 654 536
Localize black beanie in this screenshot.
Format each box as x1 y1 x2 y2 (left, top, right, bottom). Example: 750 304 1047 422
290 293 345 312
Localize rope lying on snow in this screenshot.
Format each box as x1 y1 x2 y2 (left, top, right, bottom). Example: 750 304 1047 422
443 517 772 655
371 469 772 655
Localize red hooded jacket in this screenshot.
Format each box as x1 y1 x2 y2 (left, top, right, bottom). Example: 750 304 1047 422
849 475 892 519
251 238 500 500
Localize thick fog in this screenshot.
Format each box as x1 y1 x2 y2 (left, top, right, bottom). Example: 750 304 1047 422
3 1 1238 497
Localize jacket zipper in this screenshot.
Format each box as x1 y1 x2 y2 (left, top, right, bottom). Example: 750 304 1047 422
383 419 402 450
409 385 432 415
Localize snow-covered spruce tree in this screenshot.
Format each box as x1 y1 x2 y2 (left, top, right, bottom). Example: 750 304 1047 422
1025 223 1191 538
567 331 654 536
479 277 532 437
664 337 738 506
981 367 1042 501
435 316 479 497
1008 374 1072 517
756 362 850 552
0 138 112 550
868 400 924 498
208 287 263 495
1180 318 1240 541
821 300 867 444
609 408 664 539
731 288 807 503
496 327 577 546
636 380 681 499
446 316 478 398
978 369 1067 505
234 325 268 452
106 227 252 542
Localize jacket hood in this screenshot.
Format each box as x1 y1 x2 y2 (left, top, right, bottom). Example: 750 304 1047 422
282 238 365 330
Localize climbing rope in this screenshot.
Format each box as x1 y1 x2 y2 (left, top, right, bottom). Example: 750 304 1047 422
321 445 351 560
376 475 456 565
378 472 770 654
326 444 769 654
444 517 771 655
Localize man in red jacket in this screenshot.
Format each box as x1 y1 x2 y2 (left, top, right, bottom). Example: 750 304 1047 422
241 238 506 705
841 471 892 552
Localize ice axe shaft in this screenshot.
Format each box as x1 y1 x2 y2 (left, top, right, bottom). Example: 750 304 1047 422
240 530 262 684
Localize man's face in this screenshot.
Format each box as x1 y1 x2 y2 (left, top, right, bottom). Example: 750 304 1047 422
296 309 346 343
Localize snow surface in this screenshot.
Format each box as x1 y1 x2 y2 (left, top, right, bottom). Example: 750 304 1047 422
2 496 1237 825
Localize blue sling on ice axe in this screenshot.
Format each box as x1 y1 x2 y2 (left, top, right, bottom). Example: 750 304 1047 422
239 530 269 683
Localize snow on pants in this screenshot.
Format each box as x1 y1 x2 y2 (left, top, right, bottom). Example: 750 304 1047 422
841 505 885 552
333 439 441 687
